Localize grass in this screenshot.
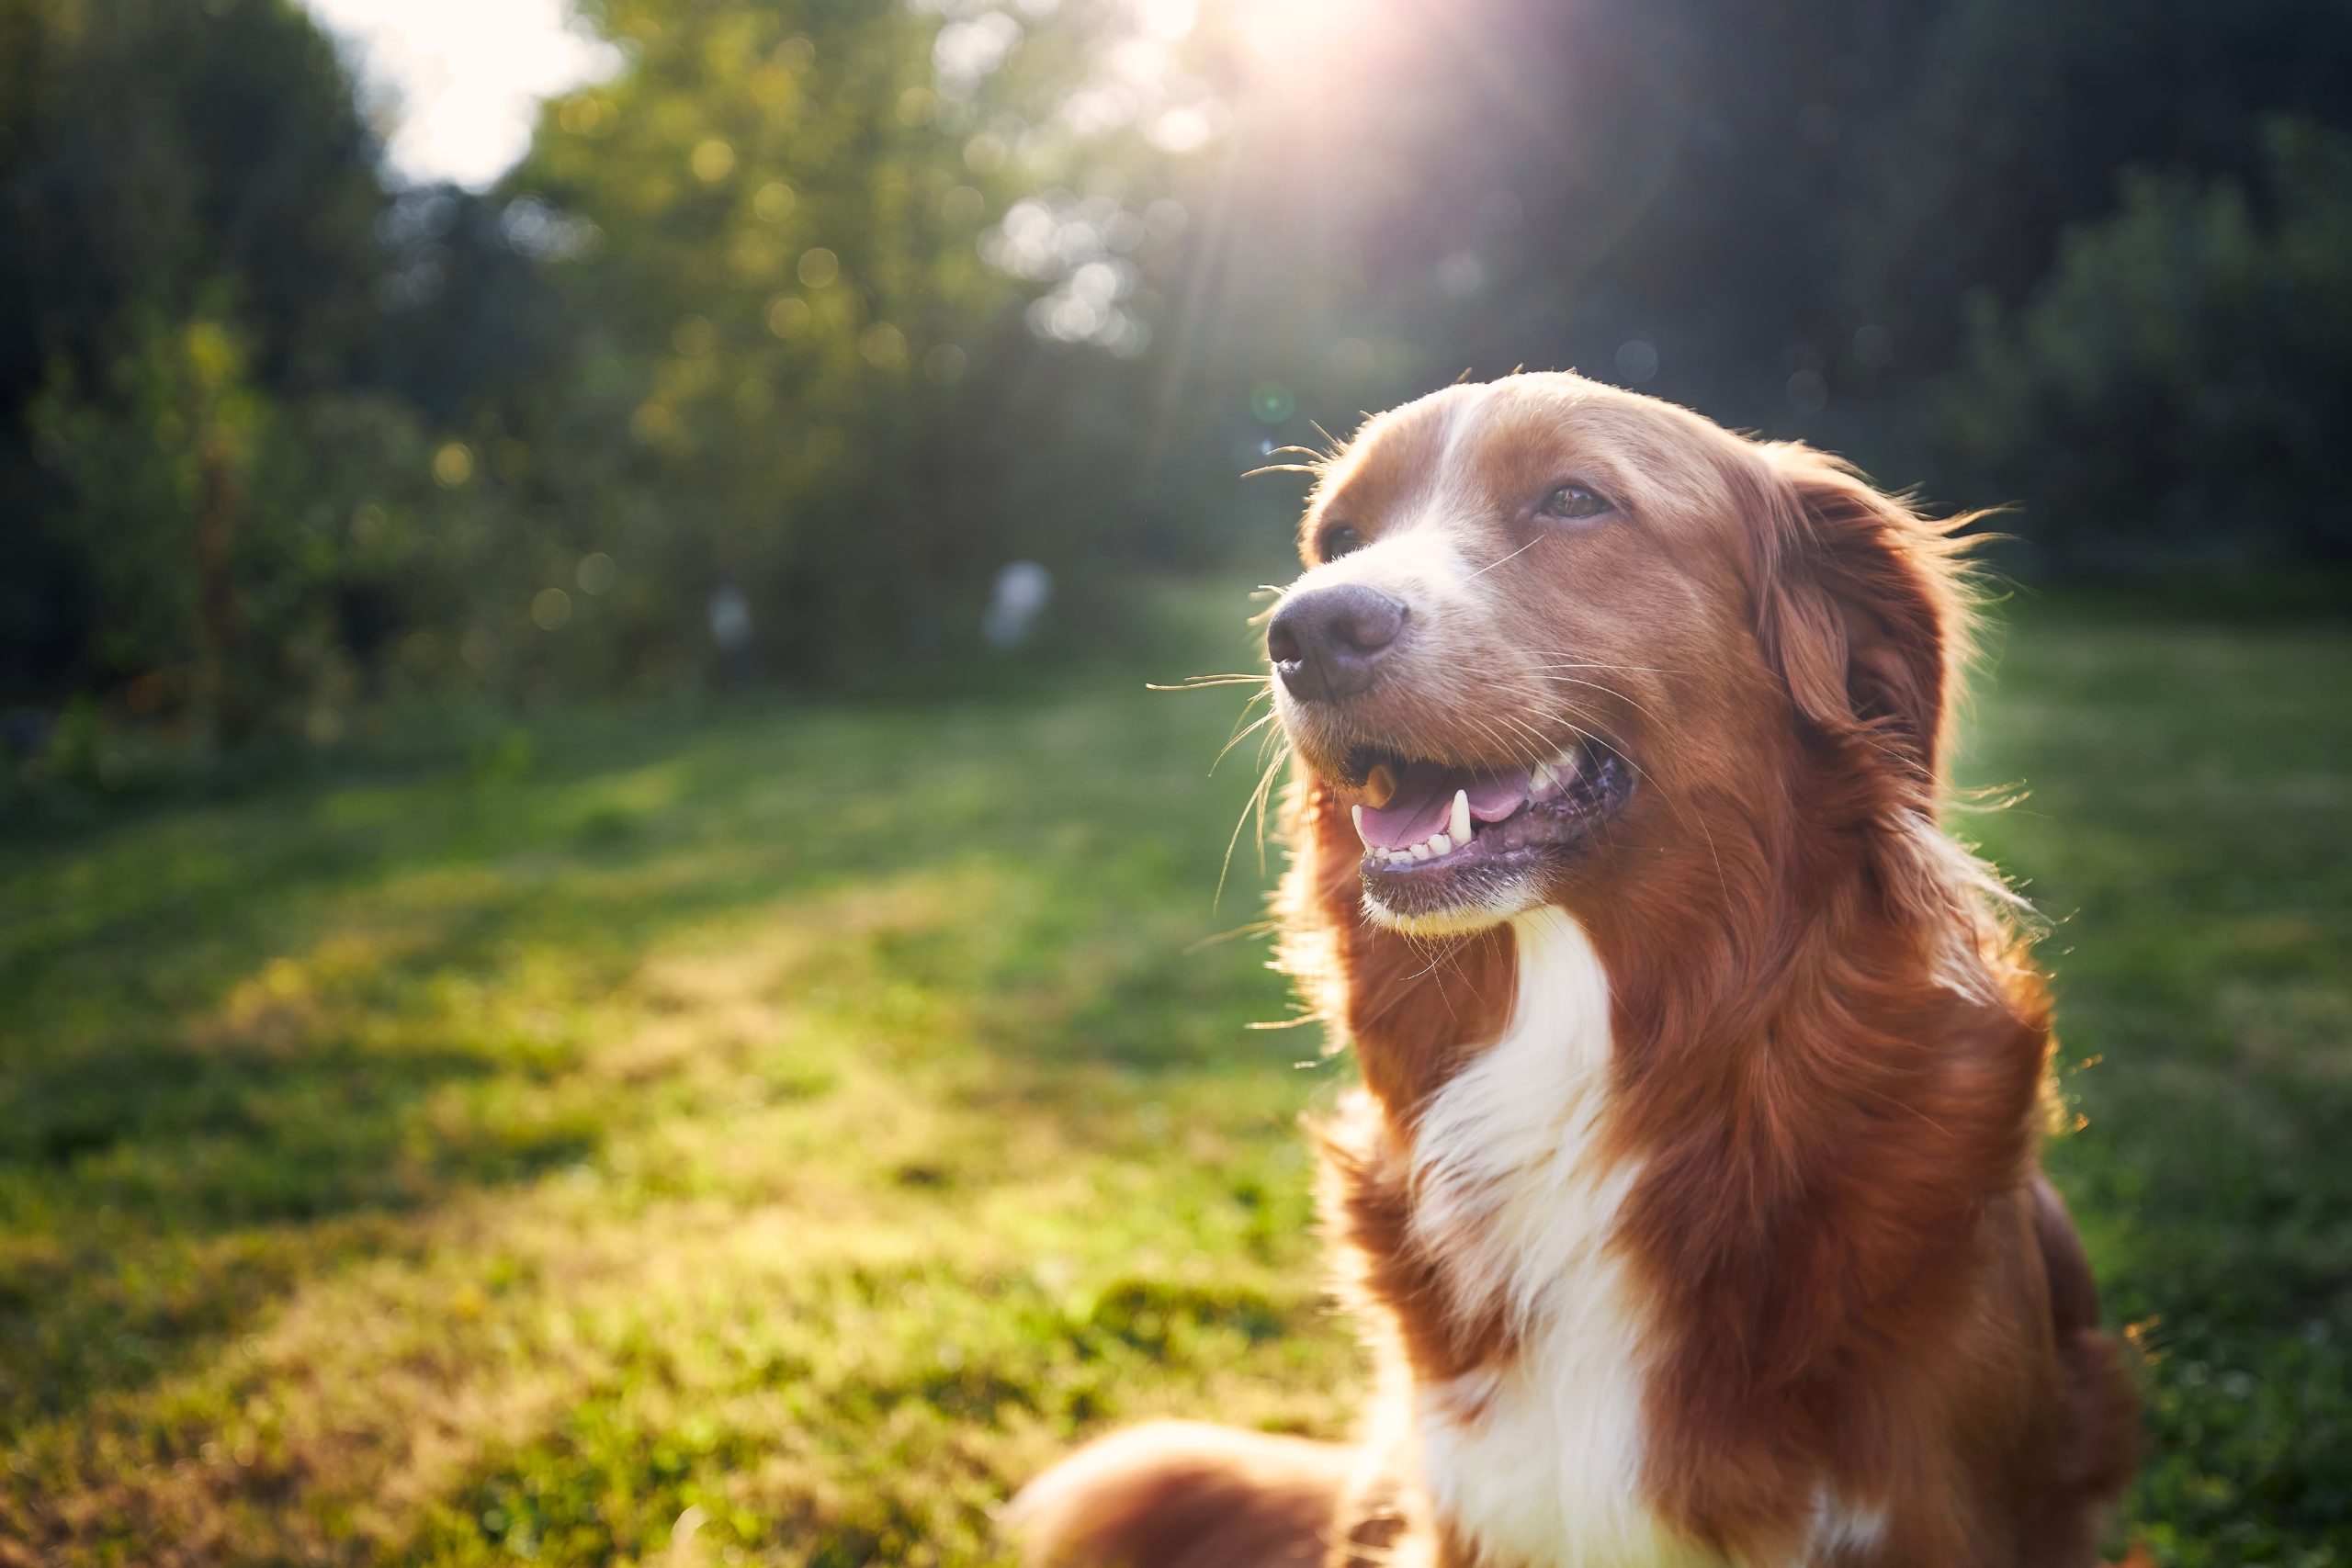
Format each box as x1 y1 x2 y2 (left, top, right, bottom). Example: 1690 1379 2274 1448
0 582 2346 1565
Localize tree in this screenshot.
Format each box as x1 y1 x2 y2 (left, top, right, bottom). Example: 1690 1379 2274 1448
0 0 390 705
1929 120 2352 571
1849 0 2352 382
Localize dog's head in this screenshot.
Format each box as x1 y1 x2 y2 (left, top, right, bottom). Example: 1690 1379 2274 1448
1269 372 1969 937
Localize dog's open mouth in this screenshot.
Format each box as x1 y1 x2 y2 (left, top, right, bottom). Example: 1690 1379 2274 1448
1342 739 1634 907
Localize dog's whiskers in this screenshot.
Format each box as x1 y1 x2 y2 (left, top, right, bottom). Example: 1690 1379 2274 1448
1148 672 1273 691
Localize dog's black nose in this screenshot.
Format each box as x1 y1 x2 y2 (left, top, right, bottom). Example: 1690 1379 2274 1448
1268 584 1408 701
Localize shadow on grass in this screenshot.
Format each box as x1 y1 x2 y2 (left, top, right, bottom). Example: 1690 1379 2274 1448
0 651 1295 1449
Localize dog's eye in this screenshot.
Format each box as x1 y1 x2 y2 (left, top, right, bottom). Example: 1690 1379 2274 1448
1317 523 1363 561
1539 483 1611 522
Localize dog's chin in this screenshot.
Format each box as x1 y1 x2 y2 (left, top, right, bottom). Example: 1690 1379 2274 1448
1361 872 1546 937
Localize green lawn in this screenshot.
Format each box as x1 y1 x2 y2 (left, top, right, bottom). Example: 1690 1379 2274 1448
1 586 2346 1566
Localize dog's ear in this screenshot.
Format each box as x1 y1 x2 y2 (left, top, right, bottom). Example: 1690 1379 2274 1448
1747 446 1973 790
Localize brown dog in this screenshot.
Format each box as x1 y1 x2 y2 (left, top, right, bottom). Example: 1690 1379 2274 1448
1011 373 2137 1566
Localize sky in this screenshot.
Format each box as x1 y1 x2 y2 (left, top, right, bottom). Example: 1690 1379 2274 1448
298 0 619 188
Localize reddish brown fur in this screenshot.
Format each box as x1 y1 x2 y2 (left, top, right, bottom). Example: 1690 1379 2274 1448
1003 1422 1359 1567
1010 374 2136 1568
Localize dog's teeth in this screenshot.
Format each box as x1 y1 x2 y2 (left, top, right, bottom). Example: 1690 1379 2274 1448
1530 759 1558 795
1428 833 1452 856
1449 788 1471 844
1351 804 1369 847
1409 842 1431 862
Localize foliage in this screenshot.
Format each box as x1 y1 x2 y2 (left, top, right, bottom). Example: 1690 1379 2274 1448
1928 121 2352 571
25 309 508 742
0 588 2346 1562
0 0 384 405
1849 0 2352 378
0 0 393 710
487 0 1203 679
6 0 2352 735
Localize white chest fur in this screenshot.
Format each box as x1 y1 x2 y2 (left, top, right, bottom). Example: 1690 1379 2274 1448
1407 908 1713 1568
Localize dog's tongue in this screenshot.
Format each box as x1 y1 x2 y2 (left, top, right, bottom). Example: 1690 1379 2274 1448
1354 761 1532 851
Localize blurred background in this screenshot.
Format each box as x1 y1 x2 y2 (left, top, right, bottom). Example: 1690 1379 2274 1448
1 0 2347 1563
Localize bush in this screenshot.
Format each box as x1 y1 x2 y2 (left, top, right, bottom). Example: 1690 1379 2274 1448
1930 119 2352 574
27 307 526 744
